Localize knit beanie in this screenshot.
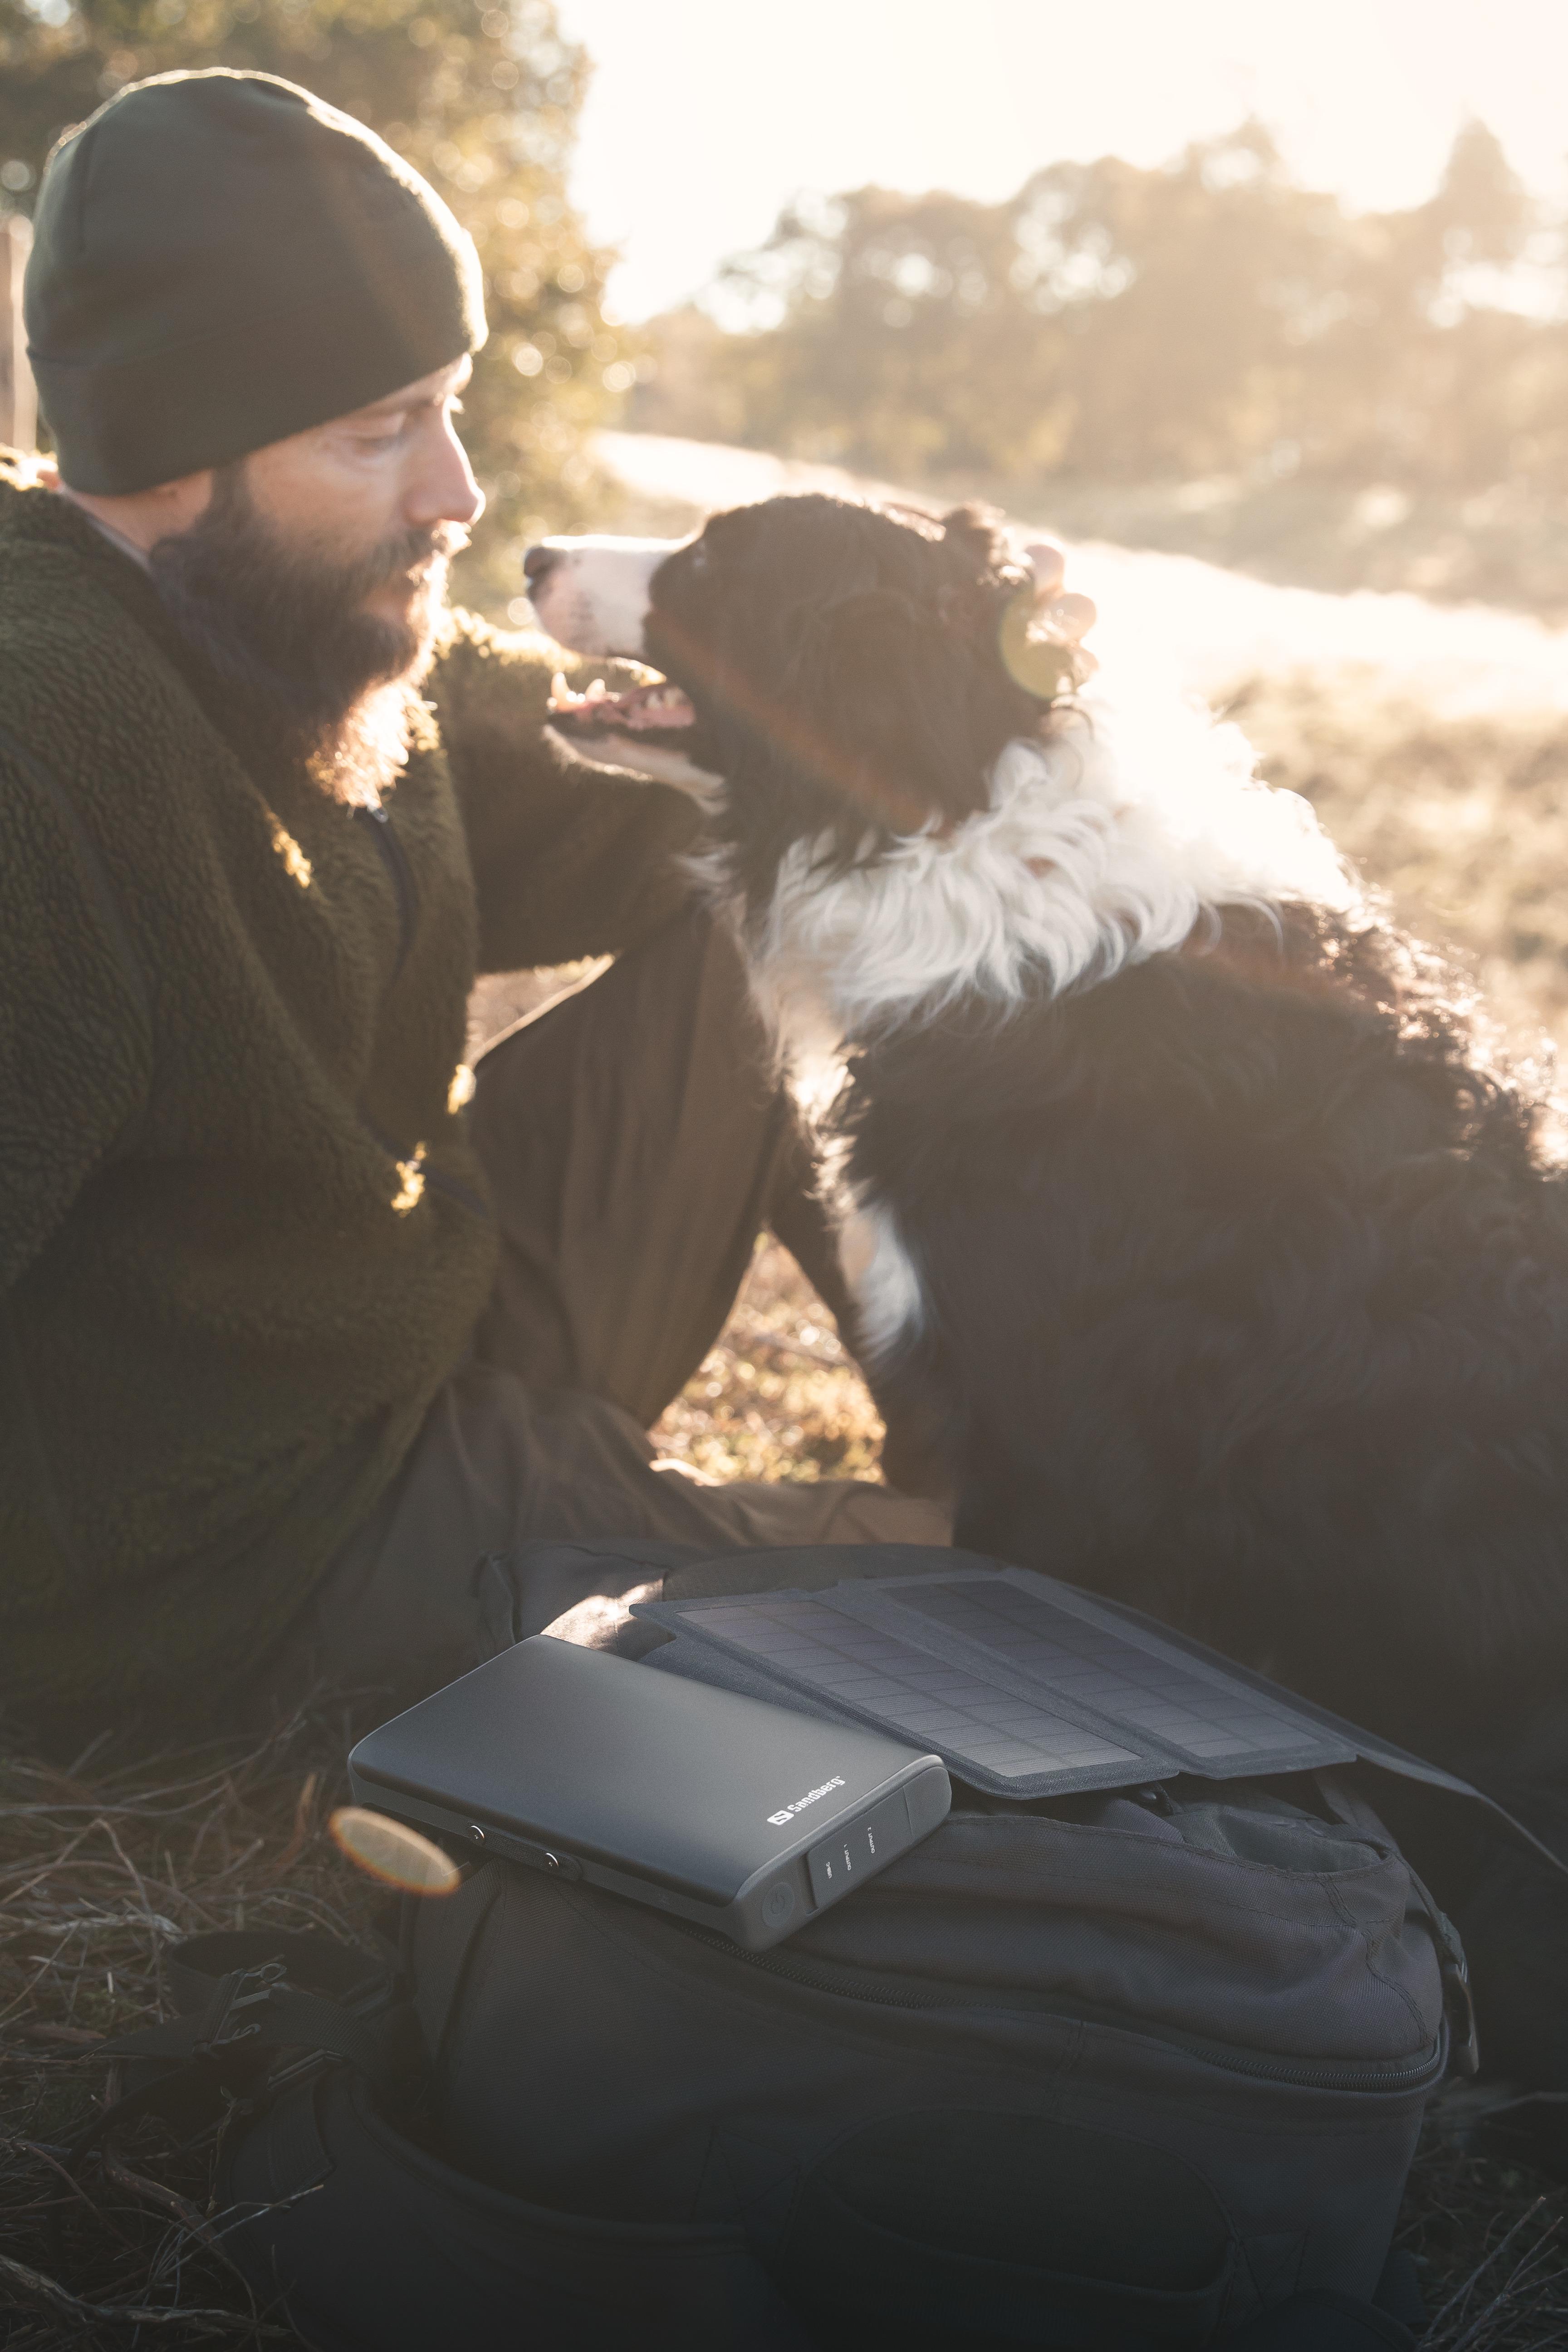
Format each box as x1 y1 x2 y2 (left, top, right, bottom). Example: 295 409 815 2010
24 69 487 494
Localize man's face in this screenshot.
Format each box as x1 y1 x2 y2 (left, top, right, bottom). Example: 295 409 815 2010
243 354 484 632
146 358 484 787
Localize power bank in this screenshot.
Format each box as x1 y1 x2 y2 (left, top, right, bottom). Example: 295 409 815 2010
348 1635 951 1950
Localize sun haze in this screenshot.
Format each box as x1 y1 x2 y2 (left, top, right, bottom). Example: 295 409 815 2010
557 0 1568 320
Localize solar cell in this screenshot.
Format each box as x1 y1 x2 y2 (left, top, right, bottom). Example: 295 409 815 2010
642 1566 1359 1798
677 1592 1144 1784
885 1578 1323 1773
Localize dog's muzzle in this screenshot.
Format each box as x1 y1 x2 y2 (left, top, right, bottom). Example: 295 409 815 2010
522 533 680 660
526 532 716 793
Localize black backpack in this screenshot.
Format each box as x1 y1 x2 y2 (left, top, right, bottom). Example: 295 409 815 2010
98 1544 1554 2352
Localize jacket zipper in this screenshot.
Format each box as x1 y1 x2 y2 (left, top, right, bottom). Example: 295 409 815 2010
359 1115 487 1220
353 807 480 1209
671 1925 1448 2096
356 803 418 980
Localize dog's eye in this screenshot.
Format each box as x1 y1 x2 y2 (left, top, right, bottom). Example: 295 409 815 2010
686 541 711 574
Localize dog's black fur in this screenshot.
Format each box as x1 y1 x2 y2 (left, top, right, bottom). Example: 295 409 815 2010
641 496 1048 886
568 493 1568 2090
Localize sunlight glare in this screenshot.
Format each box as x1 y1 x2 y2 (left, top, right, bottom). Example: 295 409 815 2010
556 0 1568 320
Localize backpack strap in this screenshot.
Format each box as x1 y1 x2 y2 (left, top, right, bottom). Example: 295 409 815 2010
1315 1770 1480 2078
71 1926 409 2166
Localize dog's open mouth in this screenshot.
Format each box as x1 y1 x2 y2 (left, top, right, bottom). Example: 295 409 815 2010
547 672 696 741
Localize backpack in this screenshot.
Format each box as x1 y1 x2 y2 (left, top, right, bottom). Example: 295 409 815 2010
102 1543 1534 2352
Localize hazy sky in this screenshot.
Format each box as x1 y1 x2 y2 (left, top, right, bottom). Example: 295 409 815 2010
553 0 1568 321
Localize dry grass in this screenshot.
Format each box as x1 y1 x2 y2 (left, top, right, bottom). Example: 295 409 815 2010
14 689 1568 2339
0 1710 377 2346
1399 2136 1568 2348
11 490 1568 2340
1233 672 1568 1072
650 1239 884 1485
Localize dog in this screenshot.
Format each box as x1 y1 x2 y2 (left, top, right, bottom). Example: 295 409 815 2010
529 495 1568 2084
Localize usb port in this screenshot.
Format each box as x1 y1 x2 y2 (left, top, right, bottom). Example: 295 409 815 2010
807 1789 911 1907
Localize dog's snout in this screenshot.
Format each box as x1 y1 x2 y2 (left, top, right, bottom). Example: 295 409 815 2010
519 533 676 657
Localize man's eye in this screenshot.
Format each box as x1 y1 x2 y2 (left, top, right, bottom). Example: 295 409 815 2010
356 427 404 451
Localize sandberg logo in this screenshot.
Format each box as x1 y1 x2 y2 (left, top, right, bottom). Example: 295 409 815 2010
766 1774 845 1828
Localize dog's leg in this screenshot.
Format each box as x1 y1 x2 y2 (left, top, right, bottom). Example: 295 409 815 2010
764 1138 955 1501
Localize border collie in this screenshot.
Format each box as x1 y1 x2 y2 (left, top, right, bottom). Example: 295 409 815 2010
527 496 1568 2068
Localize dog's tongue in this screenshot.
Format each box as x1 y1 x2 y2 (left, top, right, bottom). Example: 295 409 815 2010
548 674 696 732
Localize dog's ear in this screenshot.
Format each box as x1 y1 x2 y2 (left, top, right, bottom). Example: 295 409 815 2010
933 506 1029 641
789 587 990 836
939 504 1007 566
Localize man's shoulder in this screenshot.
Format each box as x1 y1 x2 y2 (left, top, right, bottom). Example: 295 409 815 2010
0 478 198 754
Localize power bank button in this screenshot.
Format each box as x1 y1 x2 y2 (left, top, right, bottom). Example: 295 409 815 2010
761 1882 795 1930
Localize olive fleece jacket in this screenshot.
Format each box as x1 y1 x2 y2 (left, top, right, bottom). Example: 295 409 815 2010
0 456 701 1718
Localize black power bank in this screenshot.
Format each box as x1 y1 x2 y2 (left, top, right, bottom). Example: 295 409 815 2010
348 1636 951 1949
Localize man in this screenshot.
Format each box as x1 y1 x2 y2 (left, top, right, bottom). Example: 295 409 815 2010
0 69 943 1745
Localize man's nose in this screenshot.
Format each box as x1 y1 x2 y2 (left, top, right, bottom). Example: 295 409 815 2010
523 544 561 589
408 415 485 530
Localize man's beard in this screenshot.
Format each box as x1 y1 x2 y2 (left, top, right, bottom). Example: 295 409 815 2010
148 464 468 803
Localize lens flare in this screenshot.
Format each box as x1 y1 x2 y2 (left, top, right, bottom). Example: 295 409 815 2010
328 1805 461 1896
998 586 1096 701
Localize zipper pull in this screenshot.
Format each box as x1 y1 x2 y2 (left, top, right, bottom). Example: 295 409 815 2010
1437 1926 1481 2078
1414 1884 1480 2079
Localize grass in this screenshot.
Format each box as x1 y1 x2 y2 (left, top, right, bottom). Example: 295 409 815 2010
958 473 1568 624
0 1711 377 2347
650 1239 884 1485
1233 672 1568 1071
11 496 1568 2345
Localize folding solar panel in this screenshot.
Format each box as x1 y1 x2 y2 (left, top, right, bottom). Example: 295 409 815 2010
637 1564 1361 1799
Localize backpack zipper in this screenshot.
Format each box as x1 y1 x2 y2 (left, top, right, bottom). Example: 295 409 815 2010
669 1924 1448 2096
356 803 418 979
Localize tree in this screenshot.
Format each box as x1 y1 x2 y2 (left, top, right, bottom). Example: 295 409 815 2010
0 0 629 605
641 119 1568 504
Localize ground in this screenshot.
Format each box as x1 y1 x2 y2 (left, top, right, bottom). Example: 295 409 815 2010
6 435 1568 2341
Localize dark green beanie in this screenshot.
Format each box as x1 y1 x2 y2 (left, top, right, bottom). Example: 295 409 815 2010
25 69 487 494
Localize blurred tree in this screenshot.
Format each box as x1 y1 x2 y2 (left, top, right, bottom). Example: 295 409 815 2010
636 118 1568 504
0 0 632 604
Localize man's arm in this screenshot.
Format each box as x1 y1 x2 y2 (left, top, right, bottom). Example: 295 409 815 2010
0 737 155 1293
428 611 705 975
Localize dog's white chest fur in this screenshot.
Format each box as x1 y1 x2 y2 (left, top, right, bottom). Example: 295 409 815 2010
739 694 1351 1064
714 690 1355 1365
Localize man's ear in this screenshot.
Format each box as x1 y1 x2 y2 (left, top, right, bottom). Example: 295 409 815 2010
788 589 990 835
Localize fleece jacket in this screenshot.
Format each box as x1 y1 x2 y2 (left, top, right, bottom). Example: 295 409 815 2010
0 456 699 1719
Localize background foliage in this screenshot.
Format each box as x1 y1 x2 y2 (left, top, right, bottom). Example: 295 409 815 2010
0 0 630 604
632 121 1568 605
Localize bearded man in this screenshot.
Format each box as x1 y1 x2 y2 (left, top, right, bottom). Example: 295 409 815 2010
0 69 943 1746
